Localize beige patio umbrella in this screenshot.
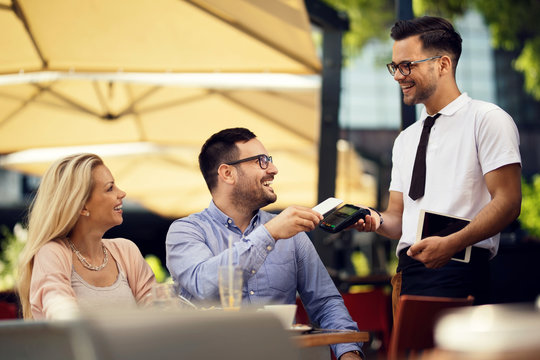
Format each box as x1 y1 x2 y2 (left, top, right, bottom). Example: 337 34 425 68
0 0 321 153
1 0 320 75
0 77 320 153
0 0 376 216
0 140 376 218
0 76 336 217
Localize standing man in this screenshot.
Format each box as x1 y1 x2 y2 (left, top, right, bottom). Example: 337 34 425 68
166 127 363 360
354 16 521 311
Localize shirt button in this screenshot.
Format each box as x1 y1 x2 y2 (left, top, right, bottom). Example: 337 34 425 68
266 245 273 251
250 290 255 295
227 219 232 224
251 269 256 274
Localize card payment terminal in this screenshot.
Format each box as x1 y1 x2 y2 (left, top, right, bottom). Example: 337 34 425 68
319 204 370 233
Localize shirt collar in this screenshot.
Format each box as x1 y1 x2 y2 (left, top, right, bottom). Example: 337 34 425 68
207 200 261 232
419 92 471 120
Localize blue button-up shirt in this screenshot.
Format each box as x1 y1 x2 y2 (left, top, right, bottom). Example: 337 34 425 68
165 201 363 358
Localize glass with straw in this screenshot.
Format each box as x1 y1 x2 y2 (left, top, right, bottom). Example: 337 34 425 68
218 235 243 311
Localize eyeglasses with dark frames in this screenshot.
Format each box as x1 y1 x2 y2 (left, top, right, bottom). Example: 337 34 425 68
386 56 442 76
226 154 273 169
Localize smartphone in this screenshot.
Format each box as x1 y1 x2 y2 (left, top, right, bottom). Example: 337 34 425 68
319 204 370 233
312 197 343 217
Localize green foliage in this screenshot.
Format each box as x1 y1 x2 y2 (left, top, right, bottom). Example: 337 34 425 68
144 254 170 283
473 0 540 51
413 0 467 18
520 175 540 239
515 38 540 100
322 0 396 58
325 0 540 100
349 250 373 293
0 224 27 291
351 250 370 276
418 0 540 100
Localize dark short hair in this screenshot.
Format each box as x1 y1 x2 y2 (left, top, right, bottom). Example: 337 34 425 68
199 127 257 192
390 16 462 73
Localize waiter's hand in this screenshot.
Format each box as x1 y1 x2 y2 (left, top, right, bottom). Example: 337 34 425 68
407 236 456 268
265 205 322 241
350 208 381 232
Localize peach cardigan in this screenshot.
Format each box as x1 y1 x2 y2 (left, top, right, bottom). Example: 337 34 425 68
30 238 156 319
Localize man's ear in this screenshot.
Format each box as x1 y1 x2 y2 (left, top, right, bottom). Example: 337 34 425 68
217 164 236 185
439 55 453 76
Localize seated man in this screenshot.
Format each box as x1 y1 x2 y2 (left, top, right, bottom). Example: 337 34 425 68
166 127 364 360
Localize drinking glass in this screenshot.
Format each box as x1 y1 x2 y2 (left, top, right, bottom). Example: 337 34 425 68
218 266 243 311
150 282 177 309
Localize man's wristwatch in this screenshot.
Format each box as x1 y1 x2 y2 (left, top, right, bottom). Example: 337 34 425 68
368 207 383 226
350 350 363 358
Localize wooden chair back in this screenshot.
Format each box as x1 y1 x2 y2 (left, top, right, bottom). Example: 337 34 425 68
388 294 474 360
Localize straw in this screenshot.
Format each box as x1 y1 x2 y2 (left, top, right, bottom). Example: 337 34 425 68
228 234 233 268
228 234 234 308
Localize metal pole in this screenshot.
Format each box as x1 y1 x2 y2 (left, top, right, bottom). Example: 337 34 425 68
306 0 348 204
317 28 343 203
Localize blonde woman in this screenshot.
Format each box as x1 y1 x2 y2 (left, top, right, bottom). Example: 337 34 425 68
17 153 156 319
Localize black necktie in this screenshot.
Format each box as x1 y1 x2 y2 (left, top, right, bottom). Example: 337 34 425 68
408 113 441 200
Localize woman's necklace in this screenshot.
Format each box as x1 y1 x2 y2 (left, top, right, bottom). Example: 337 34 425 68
67 239 109 271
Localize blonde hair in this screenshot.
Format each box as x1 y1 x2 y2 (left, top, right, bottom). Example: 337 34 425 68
17 153 103 319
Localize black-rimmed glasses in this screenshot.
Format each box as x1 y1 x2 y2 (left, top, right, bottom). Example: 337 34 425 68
386 56 442 76
226 154 273 169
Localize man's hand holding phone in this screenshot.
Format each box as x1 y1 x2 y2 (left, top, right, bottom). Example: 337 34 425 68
264 205 323 241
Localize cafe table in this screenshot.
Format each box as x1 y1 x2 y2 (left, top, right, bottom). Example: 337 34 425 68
290 329 369 360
